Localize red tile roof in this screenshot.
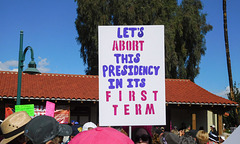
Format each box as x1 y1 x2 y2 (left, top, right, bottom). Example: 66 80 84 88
0 71 98 101
0 71 237 105
166 79 236 105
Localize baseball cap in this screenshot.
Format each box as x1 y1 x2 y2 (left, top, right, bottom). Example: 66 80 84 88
210 125 215 128
24 115 72 144
220 136 225 141
82 122 97 131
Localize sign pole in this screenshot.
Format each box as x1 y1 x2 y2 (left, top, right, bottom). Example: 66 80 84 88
129 126 132 139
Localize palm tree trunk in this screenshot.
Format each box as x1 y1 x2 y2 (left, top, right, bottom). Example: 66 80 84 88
223 0 234 101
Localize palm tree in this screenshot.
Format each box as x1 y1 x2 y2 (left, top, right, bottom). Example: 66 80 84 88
223 0 234 101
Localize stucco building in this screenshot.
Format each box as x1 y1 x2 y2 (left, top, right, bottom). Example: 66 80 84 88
0 71 237 134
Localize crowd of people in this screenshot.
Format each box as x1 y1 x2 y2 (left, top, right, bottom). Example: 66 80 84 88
0 111 228 144
150 125 226 144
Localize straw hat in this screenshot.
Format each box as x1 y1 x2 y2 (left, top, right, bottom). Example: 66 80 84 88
0 111 31 144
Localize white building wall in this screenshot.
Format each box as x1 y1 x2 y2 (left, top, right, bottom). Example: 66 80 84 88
207 110 218 132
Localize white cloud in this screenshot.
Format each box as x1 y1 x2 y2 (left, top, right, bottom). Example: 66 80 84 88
0 57 50 73
0 60 18 71
216 86 232 99
37 57 50 73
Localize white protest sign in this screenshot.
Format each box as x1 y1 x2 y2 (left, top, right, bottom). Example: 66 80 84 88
99 25 165 126
223 126 240 144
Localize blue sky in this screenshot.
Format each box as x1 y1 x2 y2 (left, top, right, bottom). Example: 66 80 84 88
0 0 239 98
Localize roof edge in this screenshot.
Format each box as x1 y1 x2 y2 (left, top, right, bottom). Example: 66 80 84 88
0 96 98 102
166 101 238 107
1 96 238 106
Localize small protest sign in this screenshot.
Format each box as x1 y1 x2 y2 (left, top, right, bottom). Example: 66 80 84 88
45 101 55 117
15 104 34 116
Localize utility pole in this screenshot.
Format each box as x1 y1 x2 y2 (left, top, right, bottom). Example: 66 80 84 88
223 0 234 101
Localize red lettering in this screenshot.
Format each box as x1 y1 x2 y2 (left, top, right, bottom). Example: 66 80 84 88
106 91 111 102
113 105 118 115
112 40 144 51
153 91 158 101
119 40 125 51
119 90 122 101
112 40 118 51
124 104 130 115
129 91 135 101
145 104 155 115
135 104 142 115
141 90 147 101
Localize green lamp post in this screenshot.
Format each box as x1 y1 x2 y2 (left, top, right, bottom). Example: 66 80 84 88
16 31 41 105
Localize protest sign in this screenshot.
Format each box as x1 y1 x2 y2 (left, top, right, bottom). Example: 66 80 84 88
99 25 165 126
34 104 70 124
54 105 70 124
45 101 55 117
15 104 34 116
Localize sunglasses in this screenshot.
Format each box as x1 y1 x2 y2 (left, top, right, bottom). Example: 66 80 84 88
134 134 150 143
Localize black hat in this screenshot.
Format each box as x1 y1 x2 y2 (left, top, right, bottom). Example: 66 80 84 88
161 132 180 144
155 129 163 135
185 130 198 138
24 115 72 144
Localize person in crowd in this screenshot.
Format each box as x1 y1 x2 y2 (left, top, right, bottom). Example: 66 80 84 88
75 121 82 133
69 127 133 144
207 140 218 144
179 129 185 137
151 126 163 144
196 130 209 144
0 111 31 144
159 131 180 144
61 123 73 144
219 136 225 144
180 122 187 131
185 129 198 141
24 115 72 144
0 120 3 142
62 136 70 144
82 122 97 131
222 123 226 132
185 125 191 133
112 126 128 136
208 125 219 143
71 121 82 138
71 120 75 126
171 126 179 136
179 130 184 137
132 128 152 144
160 127 165 132
199 126 204 131
123 126 153 138
178 135 197 144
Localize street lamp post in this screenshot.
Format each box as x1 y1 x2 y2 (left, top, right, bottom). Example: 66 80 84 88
16 31 41 105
